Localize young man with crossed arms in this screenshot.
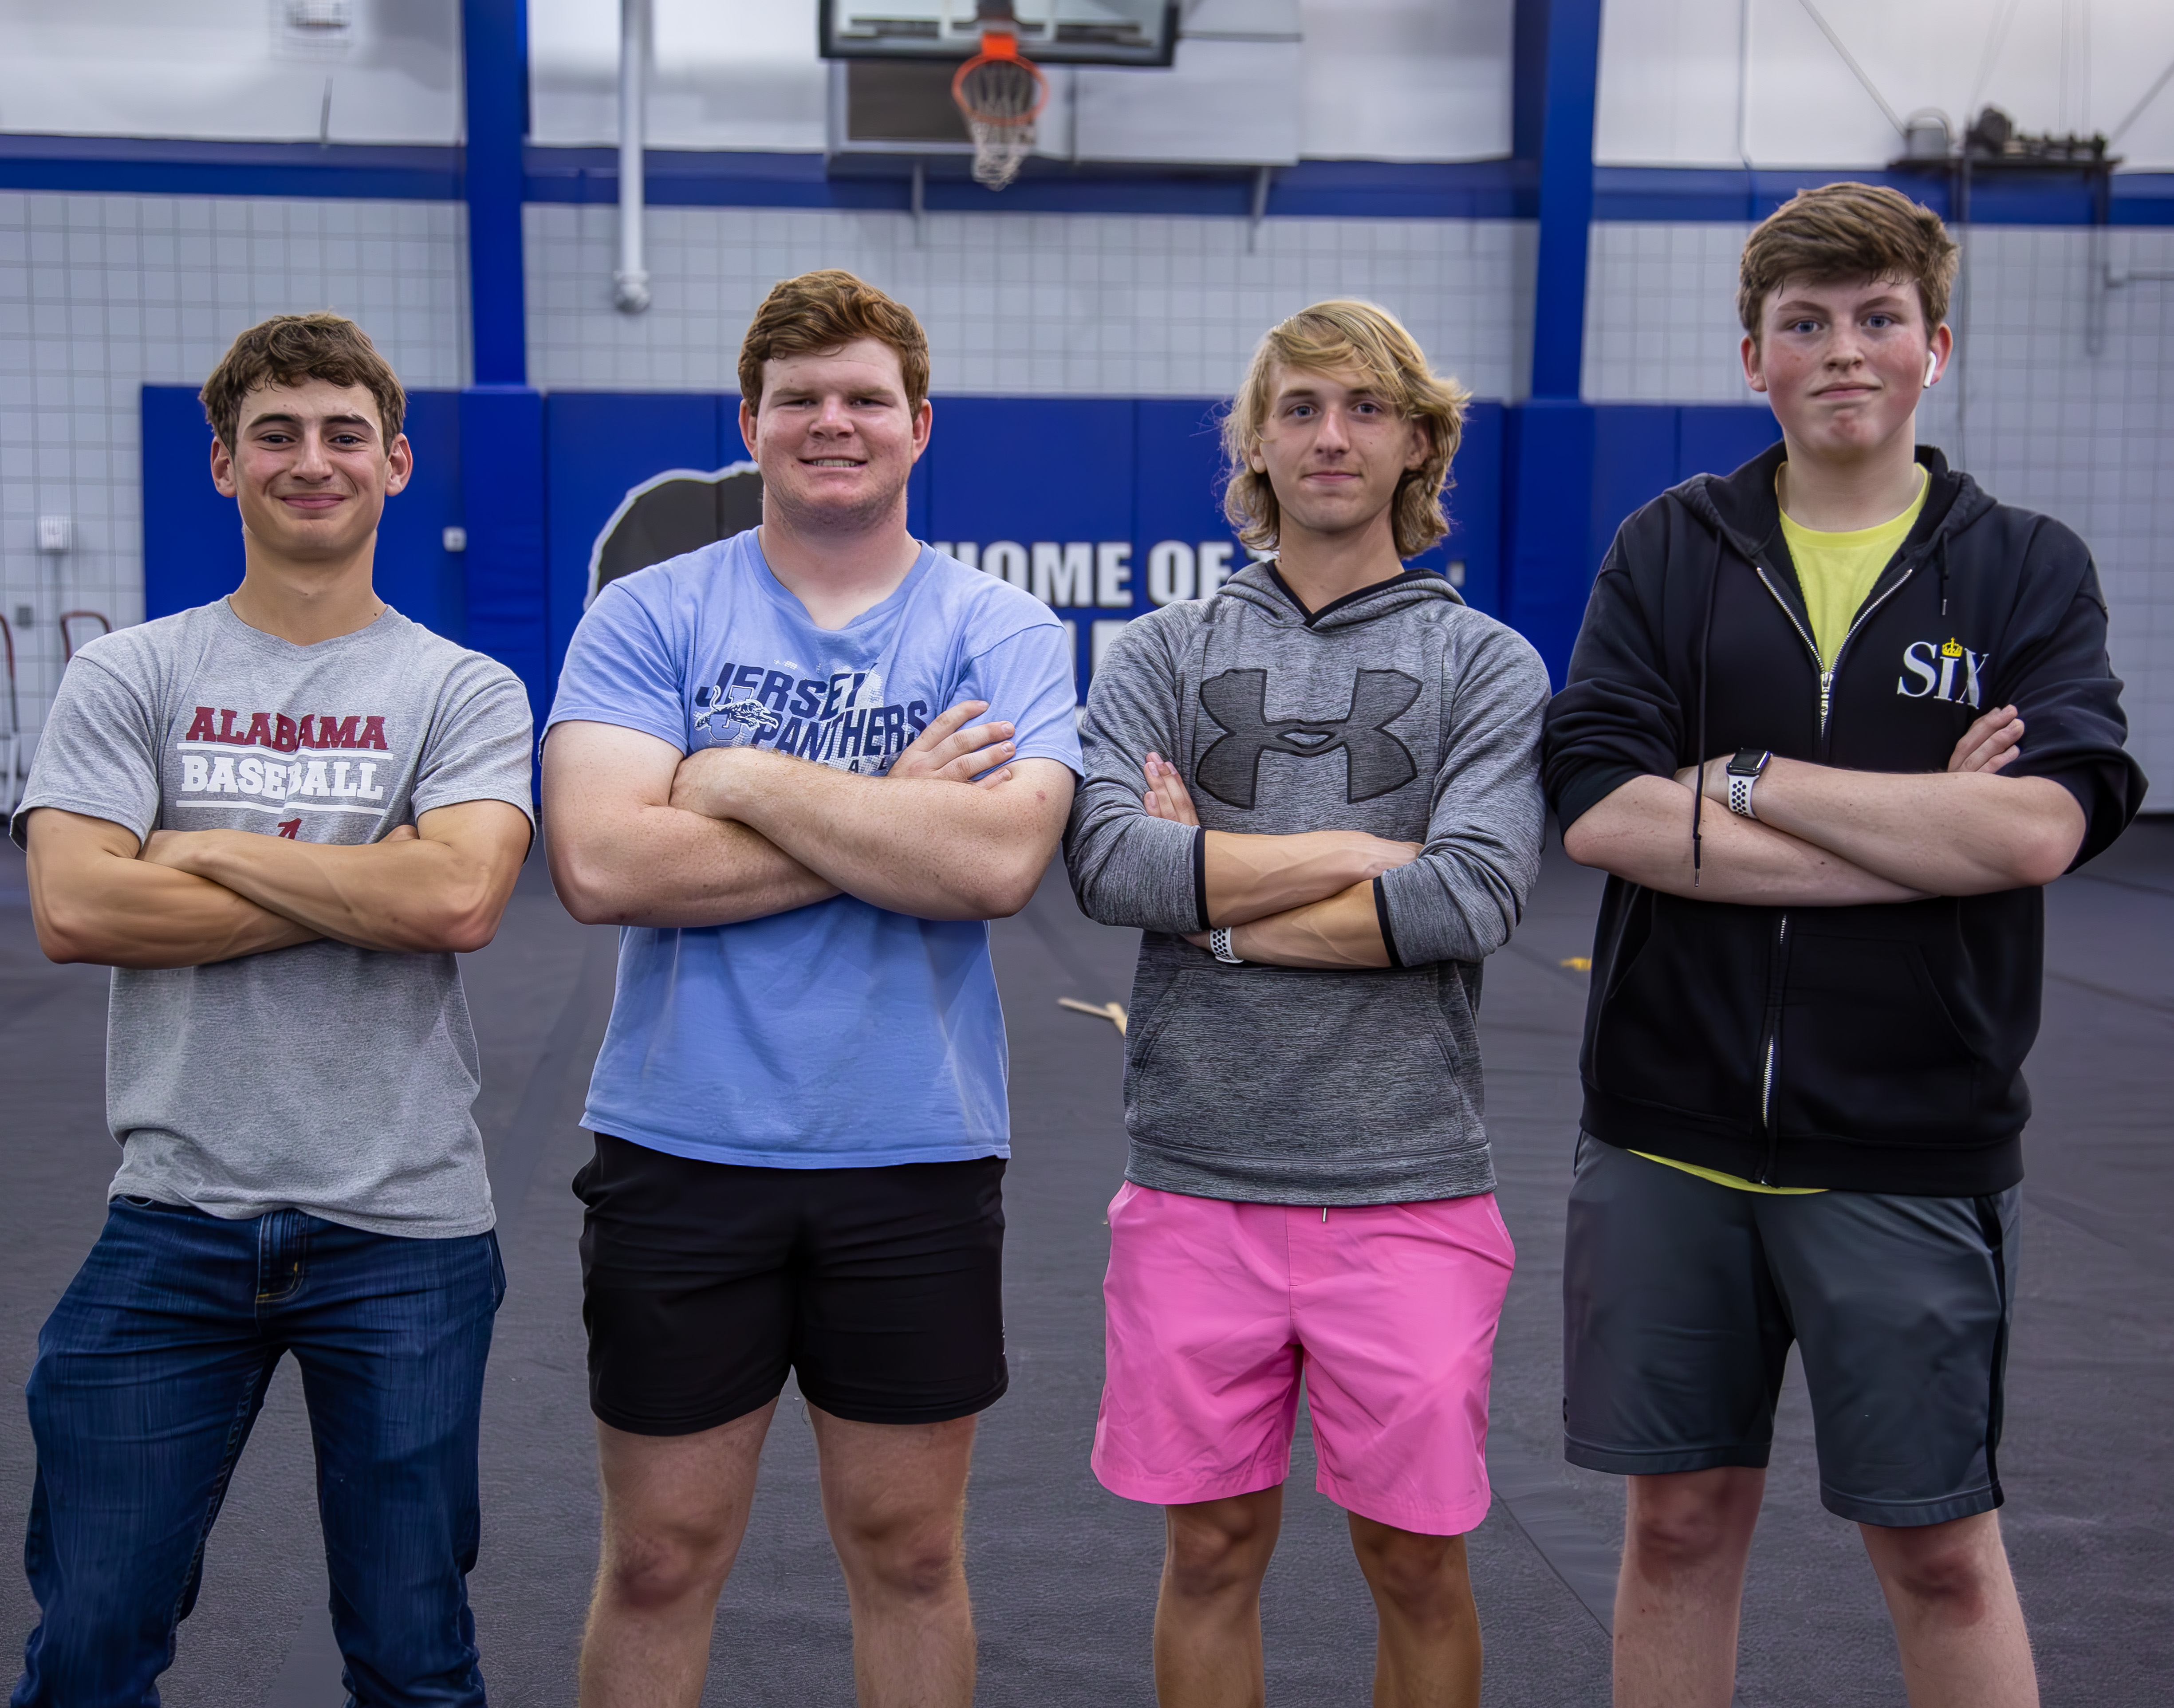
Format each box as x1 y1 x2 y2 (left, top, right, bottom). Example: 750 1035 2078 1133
1545 185 2143 1707
545 270 1080 1708
14 313 534 1702
1067 299 1548 1707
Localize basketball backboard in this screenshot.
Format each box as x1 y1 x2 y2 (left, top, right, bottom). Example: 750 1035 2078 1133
819 1 1178 68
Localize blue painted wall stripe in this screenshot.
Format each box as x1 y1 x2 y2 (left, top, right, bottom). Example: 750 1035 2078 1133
4 135 2168 228
1594 165 2174 227
0 135 462 200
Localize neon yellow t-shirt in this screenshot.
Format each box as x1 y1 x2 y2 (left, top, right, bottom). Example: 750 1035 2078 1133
1628 1151 1826 1194
1776 468 1929 670
1627 473 1930 1195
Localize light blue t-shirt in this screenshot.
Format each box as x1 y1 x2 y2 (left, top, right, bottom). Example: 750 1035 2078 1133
547 530 1083 1169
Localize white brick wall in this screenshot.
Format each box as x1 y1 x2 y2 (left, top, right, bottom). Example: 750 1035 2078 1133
524 203 1531 401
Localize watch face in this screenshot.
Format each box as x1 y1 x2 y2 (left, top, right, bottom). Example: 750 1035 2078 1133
1726 748 1769 777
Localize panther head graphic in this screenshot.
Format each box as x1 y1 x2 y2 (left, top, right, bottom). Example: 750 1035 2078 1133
695 693 783 747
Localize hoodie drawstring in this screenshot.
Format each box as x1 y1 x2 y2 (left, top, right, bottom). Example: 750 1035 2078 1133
1938 533 1951 618
1691 531 1723 886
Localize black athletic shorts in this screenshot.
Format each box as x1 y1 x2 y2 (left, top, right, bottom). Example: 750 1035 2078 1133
1563 1133 2017 1528
574 1133 1008 1435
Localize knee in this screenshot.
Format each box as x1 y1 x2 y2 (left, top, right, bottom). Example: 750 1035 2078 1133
839 1514 965 1603
599 1525 735 1612
1626 1483 1747 1574
1353 1529 1467 1625
1164 1512 1272 1604
1878 1530 2000 1622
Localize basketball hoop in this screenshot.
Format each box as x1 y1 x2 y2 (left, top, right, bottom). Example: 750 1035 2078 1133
952 25 1048 191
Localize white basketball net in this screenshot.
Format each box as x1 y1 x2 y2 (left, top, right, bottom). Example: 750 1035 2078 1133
966 118 1036 190
955 55 1043 192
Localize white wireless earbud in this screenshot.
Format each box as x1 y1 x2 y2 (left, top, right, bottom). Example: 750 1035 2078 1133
1924 352 1939 388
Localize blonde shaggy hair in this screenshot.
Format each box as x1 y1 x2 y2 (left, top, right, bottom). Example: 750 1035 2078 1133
1221 299 1471 562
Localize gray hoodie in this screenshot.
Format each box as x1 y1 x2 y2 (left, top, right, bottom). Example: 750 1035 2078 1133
1063 562 1548 1205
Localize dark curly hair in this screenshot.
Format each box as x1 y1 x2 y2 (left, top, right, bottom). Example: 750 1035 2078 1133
200 311 405 449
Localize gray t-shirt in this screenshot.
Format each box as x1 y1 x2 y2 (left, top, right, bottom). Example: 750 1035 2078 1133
12 599 536 1238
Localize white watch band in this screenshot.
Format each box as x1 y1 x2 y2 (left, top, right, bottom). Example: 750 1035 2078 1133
1727 771 1759 820
1209 927 1243 964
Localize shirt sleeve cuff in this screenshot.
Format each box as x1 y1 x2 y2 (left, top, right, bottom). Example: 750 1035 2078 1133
1550 759 1648 834
1372 875 1404 968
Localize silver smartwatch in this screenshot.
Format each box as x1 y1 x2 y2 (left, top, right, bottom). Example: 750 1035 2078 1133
1725 748 1772 819
1209 927 1244 964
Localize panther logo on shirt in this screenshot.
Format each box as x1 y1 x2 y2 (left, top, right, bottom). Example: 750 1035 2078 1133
696 695 783 746
1194 669 1422 809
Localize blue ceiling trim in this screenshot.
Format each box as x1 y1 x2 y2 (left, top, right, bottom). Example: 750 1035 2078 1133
0 134 460 200
2 136 2169 228
1595 165 2174 228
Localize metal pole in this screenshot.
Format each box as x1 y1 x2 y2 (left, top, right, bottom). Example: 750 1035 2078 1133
614 0 651 314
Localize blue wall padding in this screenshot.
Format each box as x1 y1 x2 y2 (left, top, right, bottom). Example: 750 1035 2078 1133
1503 399 1598 682
141 386 240 618
458 386 549 726
142 384 1776 706
142 385 465 639
1511 399 1781 684
926 397 1138 561
542 392 733 693
1444 400 1505 617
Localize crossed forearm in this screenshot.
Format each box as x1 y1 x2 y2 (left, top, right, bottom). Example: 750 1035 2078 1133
1218 879 1390 968
35 854 319 968
703 749 1063 921
157 830 516 954
1717 760 2083 894
1188 831 1398 966
551 805 839 929
1565 775 1924 906
1203 830 1411 926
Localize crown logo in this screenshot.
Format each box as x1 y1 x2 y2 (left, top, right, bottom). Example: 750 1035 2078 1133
1941 638 1965 657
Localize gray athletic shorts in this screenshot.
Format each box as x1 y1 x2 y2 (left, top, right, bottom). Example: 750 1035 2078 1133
1562 1133 2017 1528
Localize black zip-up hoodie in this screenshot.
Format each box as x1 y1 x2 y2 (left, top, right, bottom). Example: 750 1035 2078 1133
1542 442 2145 1195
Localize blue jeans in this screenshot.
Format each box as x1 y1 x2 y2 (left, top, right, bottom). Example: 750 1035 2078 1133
12 1198 504 1707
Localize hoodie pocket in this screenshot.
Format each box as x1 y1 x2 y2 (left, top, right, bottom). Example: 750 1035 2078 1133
1590 902 1768 1122
1122 964 1475 1155
1772 934 1979 1141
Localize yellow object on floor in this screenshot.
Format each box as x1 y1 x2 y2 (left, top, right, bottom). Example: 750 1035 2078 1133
1058 997 1127 1035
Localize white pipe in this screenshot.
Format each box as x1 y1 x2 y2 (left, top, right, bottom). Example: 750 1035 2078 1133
614 0 651 314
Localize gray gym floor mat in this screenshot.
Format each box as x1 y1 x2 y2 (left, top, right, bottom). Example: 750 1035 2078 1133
0 822 2166 1704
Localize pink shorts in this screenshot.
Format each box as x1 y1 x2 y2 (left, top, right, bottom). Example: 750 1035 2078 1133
1092 1183 1516 1536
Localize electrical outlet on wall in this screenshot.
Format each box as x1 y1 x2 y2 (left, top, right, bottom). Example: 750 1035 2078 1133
12 606 32 630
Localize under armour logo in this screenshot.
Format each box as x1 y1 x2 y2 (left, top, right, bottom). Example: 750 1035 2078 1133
1195 669 1422 809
